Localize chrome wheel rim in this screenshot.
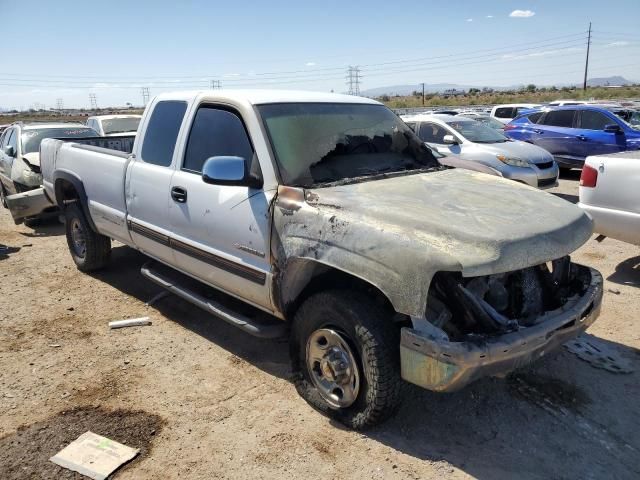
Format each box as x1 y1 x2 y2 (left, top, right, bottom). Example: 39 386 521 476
306 328 360 408
70 218 86 258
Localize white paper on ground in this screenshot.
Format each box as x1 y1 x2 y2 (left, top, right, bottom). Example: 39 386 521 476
50 431 139 480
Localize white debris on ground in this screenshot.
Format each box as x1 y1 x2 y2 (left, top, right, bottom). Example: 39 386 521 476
50 431 139 480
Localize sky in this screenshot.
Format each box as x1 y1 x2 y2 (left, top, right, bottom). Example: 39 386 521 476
0 0 638 109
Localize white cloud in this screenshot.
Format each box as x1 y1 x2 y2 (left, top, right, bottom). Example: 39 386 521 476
606 41 630 47
486 15 493 18
466 18 473 22
510 10 535 18
501 46 581 60
305 62 316 66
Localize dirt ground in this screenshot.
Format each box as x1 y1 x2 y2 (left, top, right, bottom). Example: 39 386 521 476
1 172 639 479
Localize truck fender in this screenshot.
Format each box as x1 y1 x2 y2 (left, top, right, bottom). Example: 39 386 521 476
53 170 98 232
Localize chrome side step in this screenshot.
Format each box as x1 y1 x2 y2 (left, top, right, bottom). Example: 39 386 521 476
140 261 286 339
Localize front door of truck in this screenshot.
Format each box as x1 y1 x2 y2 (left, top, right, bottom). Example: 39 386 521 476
168 104 273 309
0 128 18 194
126 100 188 265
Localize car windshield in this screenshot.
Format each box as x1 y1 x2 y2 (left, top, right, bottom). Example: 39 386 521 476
258 103 440 187
21 128 98 154
613 109 640 129
473 116 505 130
101 117 140 135
446 120 508 143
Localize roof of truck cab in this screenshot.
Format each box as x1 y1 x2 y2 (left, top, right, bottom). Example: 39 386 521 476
88 114 142 120
153 89 381 105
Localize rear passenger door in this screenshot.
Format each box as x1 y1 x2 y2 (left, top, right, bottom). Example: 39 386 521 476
126 100 188 265
168 104 273 309
575 110 626 158
533 110 580 162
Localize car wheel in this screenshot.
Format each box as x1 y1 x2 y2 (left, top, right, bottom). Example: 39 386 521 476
290 290 403 429
65 203 111 271
0 184 7 209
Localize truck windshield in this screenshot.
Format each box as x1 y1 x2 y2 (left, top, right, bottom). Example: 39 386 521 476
21 128 98 154
258 103 439 187
101 117 141 135
446 120 508 143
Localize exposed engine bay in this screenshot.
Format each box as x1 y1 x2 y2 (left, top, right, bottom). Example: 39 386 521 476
424 256 592 341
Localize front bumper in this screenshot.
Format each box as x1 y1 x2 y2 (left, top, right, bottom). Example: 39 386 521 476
5 187 56 224
400 266 603 392
500 162 559 189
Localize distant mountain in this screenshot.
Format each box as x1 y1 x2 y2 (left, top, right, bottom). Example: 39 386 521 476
586 76 634 87
361 76 637 97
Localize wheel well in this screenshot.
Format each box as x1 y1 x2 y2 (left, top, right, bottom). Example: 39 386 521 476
279 259 396 320
54 178 80 205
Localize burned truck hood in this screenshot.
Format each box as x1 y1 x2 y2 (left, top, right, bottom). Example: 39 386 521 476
273 168 592 318
306 169 592 276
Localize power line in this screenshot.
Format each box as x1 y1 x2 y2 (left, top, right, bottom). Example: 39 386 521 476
0 32 593 84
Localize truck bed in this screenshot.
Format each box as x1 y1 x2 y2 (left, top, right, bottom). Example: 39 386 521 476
55 135 135 154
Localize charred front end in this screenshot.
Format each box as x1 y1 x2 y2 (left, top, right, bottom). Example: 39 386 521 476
400 257 603 392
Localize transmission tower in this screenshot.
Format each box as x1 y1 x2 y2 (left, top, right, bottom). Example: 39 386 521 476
141 87 150 106
56 98 64 111
89 93 98 110
210 79 222 89
345 66 362 95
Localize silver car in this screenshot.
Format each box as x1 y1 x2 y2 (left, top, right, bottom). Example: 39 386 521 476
402 114 559 189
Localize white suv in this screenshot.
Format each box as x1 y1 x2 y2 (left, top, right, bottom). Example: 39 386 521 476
490 103 542 124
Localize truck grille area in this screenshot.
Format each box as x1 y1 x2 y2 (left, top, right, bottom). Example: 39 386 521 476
425 256 592 341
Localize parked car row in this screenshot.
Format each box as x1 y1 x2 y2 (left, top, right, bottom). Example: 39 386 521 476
504 105 640 170
402 113 558 189
0 90 604 429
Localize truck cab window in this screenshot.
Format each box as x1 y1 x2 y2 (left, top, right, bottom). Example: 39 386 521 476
183 106 254 173
140 101 187 167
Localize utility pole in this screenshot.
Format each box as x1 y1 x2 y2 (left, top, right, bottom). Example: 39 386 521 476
210 80 221 89
583 22 592 91
421 83 425 106
89 93 98 110
141 87 150 106
345 66 361 95
56 98 64 111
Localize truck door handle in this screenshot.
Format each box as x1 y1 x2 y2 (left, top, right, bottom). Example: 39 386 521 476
171 186 187 203
577 135 587 141
533 129 543 134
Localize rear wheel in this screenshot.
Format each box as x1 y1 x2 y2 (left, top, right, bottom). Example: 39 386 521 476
290 290 403 429
64 203 111 271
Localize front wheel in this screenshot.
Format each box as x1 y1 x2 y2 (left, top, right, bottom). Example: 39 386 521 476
290 290 403 429
0 184 7 209
65 203 111 271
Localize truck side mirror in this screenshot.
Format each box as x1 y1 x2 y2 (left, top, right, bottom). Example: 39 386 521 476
443 134 458 145
3 145 15 157
604 124 622 134
202 156 263 188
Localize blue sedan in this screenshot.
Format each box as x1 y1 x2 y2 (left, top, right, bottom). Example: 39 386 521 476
503 105 640 169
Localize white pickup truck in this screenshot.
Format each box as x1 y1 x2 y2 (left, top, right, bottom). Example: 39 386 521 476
36 90 602 429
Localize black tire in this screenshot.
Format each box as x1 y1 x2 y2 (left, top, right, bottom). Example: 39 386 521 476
0 184 7 209
290 290 403 429
24 216 41 228
64 203 111 271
